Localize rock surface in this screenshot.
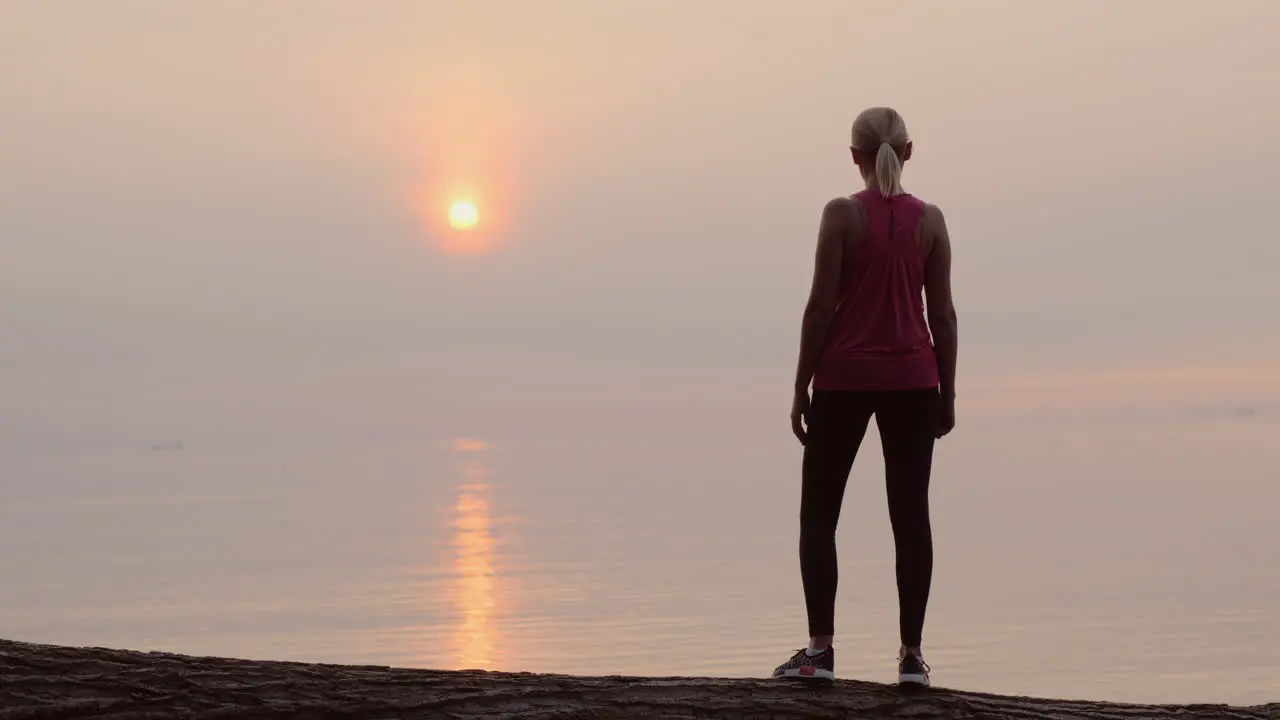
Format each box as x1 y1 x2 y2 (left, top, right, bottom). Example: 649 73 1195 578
1 639 1276 719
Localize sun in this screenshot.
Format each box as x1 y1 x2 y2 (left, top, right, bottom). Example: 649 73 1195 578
448 200 479 231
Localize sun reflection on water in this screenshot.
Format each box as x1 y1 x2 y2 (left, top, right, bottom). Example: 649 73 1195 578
449 438 499 670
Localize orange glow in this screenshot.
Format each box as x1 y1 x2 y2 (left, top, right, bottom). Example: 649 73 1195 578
448 200 479 231
446 436 504 671
451 466 496 670
452 437 487 453
412 107 514 257
418 181 504 256
408 78 529 258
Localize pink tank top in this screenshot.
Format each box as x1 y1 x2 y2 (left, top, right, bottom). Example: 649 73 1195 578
812 190 940 392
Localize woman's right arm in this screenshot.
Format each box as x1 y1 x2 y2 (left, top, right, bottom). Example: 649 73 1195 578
924 204 958 434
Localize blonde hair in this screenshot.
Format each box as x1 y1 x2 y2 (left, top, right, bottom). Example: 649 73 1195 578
850 107 910 197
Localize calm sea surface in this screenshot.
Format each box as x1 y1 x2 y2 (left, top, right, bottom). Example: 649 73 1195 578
3 312 1278 706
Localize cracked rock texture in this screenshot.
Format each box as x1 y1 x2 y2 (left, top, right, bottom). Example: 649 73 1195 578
1 639 1276 719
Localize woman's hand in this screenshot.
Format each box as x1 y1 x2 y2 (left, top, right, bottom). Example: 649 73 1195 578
791 388 811 445
937 394 956 438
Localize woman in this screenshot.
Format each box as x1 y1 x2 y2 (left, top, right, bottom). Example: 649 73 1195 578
771 107 958 687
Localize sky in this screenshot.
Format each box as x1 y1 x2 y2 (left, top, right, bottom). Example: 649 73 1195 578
2 0 1279 446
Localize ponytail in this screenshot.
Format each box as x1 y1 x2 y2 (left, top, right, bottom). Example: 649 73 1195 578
874 141 904 198
851 107 910 198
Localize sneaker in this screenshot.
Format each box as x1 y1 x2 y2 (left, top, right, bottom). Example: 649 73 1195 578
897 649 931 687
771 647 835 682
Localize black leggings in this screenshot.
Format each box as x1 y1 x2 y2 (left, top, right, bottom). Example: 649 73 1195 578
799 388 938 646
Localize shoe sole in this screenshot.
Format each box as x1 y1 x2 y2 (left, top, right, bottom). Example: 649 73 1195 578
773 667 836 683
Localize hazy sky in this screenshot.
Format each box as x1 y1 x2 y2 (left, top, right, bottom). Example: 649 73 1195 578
3 7 1280 698
3 1 1278 444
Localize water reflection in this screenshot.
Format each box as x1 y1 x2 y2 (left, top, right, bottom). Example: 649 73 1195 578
449 438 499 670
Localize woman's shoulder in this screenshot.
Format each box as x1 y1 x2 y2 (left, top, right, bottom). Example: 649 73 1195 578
918 198 946 224
898 192 934 213
824 194 867 218
815 194 857 220
818 195 867 238
891 193 942 224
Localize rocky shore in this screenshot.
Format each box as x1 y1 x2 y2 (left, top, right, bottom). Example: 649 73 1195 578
1 639 1275 719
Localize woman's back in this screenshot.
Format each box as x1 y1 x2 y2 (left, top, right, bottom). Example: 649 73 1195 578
812 189 939 392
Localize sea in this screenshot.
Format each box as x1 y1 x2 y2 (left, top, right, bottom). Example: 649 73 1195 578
3 308 1277 706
